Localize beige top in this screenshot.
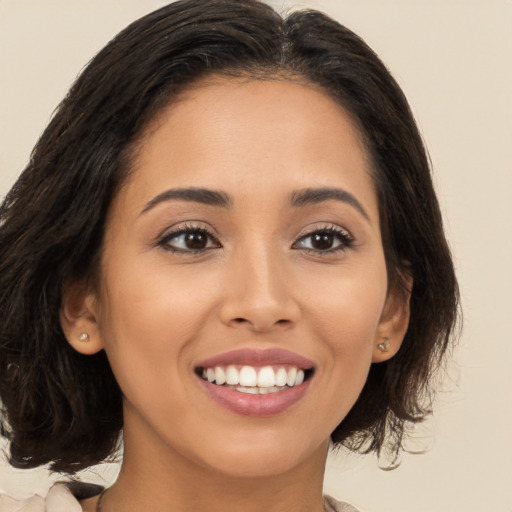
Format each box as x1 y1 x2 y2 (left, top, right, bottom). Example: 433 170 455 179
0 484 360 512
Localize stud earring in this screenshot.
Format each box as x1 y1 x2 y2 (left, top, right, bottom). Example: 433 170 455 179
78 332 90 342
377 337 390 352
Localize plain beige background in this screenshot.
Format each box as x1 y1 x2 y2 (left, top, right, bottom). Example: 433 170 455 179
0 1 511 511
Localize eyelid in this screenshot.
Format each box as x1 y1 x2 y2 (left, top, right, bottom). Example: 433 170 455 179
292 224 355 253
156 222 221 253
294 222 353 240
155 220 220 241
153 221 354 255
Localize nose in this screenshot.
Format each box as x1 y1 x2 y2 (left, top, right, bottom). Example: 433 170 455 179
219 246 301 332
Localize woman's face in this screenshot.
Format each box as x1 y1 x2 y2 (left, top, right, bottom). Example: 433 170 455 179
69 77 408 478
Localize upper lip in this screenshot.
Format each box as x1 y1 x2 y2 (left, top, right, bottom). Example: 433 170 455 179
196 348 315 369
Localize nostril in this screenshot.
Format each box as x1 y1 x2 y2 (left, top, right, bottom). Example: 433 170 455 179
227 316 295 331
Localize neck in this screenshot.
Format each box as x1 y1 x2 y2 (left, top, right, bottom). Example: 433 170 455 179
101 416 330 512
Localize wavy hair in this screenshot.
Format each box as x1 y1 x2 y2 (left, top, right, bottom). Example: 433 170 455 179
0 0 459 473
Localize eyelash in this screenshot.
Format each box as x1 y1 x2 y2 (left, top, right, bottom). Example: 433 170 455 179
157 224 354 255
157 224 221 254
292 225 354 255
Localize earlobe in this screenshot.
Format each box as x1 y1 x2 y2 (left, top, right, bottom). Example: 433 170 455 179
372 274 412 363
60 281 104 355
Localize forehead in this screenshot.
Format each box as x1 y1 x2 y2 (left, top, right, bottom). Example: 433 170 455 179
119 76 377 219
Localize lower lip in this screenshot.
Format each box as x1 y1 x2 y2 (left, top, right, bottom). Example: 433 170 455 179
198 377 311 417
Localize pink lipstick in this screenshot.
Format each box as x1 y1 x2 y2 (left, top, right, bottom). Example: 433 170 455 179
195 348 314 417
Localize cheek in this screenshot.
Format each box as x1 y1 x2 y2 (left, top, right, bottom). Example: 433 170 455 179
303 259 387 345
99 253 216 339
300 258 387 398
303 273 386 432
95 257 217 397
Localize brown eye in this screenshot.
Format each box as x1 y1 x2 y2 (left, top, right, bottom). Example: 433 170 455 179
159 228 220 253
311 233 335 250
293 227 353 253
184 232 208 250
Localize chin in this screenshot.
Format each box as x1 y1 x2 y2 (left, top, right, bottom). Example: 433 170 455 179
196 432 328 479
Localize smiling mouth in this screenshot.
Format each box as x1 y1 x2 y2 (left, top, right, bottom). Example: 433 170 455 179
195 364 315 394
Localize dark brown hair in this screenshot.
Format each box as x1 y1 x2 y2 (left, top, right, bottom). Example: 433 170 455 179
0 0 459 473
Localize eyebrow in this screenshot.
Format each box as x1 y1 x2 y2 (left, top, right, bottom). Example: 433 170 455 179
141 185 370 222
290 187 371 222
141 187 232 214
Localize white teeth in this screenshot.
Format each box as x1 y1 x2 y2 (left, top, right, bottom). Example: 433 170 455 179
201 364 309 389
239 366 257 387
259 386 280 394
275 367 288 387
225 365 239 385
236 385 259 394
257 366 275 387
214 366 226 385
233 386 282 395
286 367 297 387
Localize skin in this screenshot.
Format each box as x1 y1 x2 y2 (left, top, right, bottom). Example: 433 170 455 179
63 77 410 512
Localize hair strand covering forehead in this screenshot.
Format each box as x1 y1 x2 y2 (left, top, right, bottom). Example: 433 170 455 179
0 0 459 473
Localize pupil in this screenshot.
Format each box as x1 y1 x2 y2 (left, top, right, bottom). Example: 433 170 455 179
312 233 333 250
185 232 207 249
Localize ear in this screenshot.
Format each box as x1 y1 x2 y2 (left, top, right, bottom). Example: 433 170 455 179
60 280 104 355
372 273 413 363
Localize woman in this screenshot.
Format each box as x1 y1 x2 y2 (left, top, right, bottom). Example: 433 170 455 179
0 1 459 511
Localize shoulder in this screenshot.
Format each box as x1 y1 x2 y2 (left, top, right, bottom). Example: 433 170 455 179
324 494 362 512
0 483 99 512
